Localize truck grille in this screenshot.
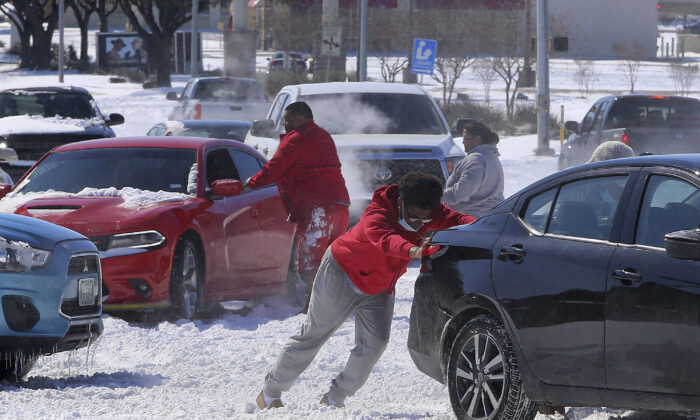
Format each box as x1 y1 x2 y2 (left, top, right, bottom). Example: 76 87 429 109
61 254 101 318
359 159 446 190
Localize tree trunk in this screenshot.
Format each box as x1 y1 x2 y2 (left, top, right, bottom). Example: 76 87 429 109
32 29 54 69
18 32 33 69
151 35 172 87
98 14 109 32
79 19 90 69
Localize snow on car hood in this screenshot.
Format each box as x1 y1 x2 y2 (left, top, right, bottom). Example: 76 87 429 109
0 115 104 134
0 187 195 235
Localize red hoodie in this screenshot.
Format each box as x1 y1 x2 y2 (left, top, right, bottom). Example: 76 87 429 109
331 185 475 295
247 119 350 220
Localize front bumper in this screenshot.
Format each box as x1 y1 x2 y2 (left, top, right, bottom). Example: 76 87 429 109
0 239 103 355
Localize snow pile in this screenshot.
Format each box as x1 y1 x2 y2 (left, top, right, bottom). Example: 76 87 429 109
0 114 102 134
0 187 192 213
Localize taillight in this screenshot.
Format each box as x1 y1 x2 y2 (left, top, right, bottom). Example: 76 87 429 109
620 131 629 145
193 103 202 120
420 245 448 273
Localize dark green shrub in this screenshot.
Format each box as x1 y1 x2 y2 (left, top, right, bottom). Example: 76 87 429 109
441 101 506 133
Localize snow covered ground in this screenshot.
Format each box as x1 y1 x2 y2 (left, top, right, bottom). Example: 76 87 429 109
0 25 697 420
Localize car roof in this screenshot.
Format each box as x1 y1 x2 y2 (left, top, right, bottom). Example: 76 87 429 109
534 154 700 189
290 82 429 96
596 94 700 102
52 136 260 154
194 76 258 84
0 85 91 95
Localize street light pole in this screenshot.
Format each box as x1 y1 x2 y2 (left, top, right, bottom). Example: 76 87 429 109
359 0 368 81
58 0 64 83
191 0 200 77
536 0 552 155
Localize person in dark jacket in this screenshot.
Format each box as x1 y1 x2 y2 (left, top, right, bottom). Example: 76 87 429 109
255 172 474 410
442 121 505 218
245 102 350 312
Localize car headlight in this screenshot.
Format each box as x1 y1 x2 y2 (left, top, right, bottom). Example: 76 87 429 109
108 230 166 250
0 237 51 272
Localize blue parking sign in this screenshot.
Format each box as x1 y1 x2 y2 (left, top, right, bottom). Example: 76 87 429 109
411 39 437 75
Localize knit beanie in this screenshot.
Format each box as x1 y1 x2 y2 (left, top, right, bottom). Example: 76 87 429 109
588 141 634 163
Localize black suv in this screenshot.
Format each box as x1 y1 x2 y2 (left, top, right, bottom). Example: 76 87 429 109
410 154 700 419
0 86 124 182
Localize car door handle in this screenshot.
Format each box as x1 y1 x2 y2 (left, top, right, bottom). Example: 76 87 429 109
249 209 259 218
499 245 526 262
613 268 642 284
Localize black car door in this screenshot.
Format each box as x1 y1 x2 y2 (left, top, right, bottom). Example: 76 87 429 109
605 168 700 395
493 170 635 389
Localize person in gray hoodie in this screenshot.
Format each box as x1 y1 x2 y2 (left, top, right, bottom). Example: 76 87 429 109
442 121 504 218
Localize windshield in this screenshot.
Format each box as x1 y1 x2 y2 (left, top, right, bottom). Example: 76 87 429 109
606 97 700 129
15 148 197 194
0 91 99 119
180 126 249 141
193 79 263 101
298 92 448 135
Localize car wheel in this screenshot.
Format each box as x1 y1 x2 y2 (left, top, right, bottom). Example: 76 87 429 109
558 152 567 170
0 355 38 381
447 315 536 420
169 238 203 320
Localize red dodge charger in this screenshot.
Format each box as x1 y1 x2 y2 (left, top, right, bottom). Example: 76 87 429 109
0 137 297 319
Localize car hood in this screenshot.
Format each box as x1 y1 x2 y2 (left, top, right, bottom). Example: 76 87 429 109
332 133 462 157
0 115 110 135
0 212 86 250
1 192 196 236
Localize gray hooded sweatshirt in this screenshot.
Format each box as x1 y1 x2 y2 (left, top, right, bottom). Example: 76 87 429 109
442 143 504 218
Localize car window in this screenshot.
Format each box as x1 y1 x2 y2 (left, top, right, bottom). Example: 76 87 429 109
182 81 195 98
299 92 447 135
205 148 240 186
268 93 288 123
275 94 292 133
230 150 262 181
521 187 557 233
593 101 608 130
14 148 197 194
580 104 598 133
607 96 700 128
635 175 700 248
0 91 98 119
193 79 263 101
548 175 627 240
147 126 165 136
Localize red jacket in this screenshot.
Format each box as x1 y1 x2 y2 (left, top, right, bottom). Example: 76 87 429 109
247 120 350 219
331 185 475 295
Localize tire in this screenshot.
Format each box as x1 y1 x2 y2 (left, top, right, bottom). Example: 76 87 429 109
447 315 536 420
169 238 204 320
0 354 38 382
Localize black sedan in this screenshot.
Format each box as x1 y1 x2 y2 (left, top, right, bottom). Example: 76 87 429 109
409 154 700 420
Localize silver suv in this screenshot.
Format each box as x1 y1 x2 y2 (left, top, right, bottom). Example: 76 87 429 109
245 82 465 220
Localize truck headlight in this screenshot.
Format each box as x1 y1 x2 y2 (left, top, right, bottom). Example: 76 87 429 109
109 230 166 250
0 237 51 272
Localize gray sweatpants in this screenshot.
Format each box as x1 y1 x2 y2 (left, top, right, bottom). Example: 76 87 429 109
262 247 395 404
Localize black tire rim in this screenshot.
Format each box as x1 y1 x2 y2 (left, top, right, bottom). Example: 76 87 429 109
179 242 198 319
454 333 505 419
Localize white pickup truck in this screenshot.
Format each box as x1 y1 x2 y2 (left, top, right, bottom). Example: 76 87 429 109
166 76 269 122
245 82 465 220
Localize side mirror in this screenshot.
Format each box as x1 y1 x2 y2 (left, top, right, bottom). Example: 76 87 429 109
211 179 243 197
564 121 579 132
0 148 18 162
0 184 10 200
665 228 700 260
106 113 125 126
166 92 180 101
250 119 276 138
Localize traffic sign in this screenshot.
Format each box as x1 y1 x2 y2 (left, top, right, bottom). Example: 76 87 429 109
322 28 342 56
411 38 437 75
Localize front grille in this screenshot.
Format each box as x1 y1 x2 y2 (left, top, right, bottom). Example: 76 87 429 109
61 254 101 318
358 159 446 190
61 298 99 316
68 255 100 274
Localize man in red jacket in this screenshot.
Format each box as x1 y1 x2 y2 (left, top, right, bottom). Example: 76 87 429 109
245 101 350 312
256 172 474 410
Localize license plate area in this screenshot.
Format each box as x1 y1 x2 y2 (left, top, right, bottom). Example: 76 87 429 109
78 278 95 306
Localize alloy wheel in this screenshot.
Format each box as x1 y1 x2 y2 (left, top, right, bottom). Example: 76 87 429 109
179 243 198 319
454 333 505 419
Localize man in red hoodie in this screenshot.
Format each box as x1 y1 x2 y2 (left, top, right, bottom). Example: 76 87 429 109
245 102 350 311
256 172 474 410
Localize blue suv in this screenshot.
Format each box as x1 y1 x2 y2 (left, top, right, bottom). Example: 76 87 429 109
0 212 103 381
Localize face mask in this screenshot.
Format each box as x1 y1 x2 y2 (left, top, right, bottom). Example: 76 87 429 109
398 201 417 232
